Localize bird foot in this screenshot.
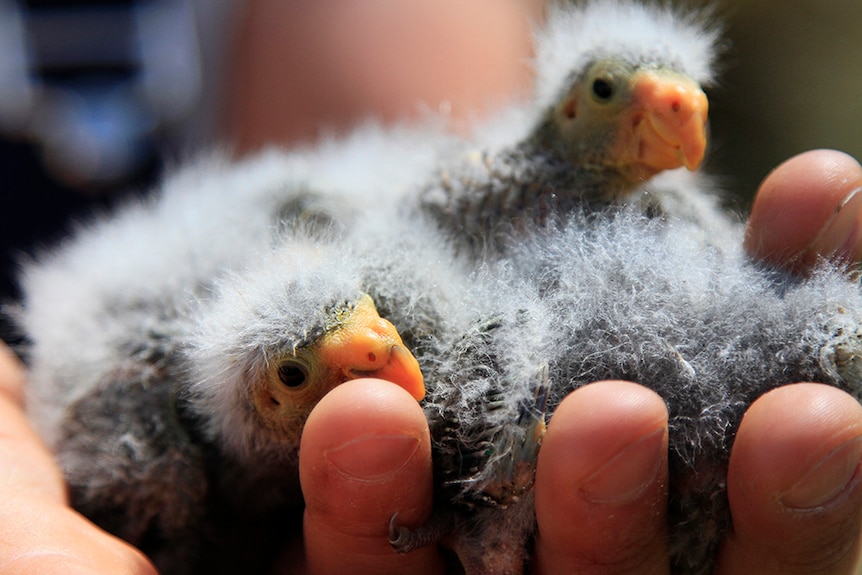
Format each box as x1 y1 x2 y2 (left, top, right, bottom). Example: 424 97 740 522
389 509 454 554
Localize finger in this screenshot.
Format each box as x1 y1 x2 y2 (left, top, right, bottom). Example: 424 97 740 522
718 383 862 574
299 378 443 575
0 344 156 575
0 496 157 575
744 149 862 273
0 343 26 403
225 0 540 151
0 344 66 502
533 380 671 575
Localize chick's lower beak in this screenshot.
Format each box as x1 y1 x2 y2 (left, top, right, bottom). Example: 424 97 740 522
320 294 425 400
617 71 709 175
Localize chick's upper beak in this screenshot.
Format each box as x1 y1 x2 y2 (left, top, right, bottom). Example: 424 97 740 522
319 295 426 400
617 71 709 175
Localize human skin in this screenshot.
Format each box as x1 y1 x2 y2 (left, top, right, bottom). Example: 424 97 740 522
0 345 156 575
745 149 862 273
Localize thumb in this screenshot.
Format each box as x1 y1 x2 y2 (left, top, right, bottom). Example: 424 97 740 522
297 379 444 575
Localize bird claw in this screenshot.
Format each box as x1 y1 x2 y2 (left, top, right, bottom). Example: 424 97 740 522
389 510 454 554
825 319 862 395
388 513 415 552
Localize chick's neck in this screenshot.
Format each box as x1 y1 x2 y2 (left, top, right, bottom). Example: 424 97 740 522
418 133 633 257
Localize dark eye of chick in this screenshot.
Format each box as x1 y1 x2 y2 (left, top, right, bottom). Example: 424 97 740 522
277 363 308 388
591 78 614 101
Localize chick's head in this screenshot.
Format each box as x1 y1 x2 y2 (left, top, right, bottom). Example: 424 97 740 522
532 0 720 192
252 293 425 439
551 60 708 180
185 246 423 463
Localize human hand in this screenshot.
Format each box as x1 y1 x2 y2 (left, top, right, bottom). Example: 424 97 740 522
295 150 862 575
2 164 859 574
0 345 156 575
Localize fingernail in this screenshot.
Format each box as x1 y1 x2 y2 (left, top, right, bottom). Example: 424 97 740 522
805 187 862 266
782 436 862 510
325 435 420 482
581 428 666 504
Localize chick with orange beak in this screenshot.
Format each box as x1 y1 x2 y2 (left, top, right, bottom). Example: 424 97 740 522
403 2 723 573
420 1 718 257
37 234 427 575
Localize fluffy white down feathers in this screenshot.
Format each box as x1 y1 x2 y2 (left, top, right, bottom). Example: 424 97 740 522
534 1 720 112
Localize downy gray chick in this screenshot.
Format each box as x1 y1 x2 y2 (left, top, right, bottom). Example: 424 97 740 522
18 227 425 573
384 2 861 572
12 128 452 573
388 1 731 572
416 0 723 257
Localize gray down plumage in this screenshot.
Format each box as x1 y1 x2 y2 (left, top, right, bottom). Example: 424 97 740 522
514 208 862 573
394 203 862 575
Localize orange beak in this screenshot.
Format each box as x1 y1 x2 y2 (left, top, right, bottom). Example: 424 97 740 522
318 294 426 401
614 71 709 177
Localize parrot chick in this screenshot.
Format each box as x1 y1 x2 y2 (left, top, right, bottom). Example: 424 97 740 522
13 120 470 571
12 114 461 573
418 0 720 255
18 234 425 574
390 204 862 575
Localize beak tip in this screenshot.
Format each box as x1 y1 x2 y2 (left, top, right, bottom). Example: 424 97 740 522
684 141 707 171
382 344 426 401
684 152 704 172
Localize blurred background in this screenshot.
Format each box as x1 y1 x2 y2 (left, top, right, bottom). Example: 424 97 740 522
708 0 862 209
1 0 860 343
